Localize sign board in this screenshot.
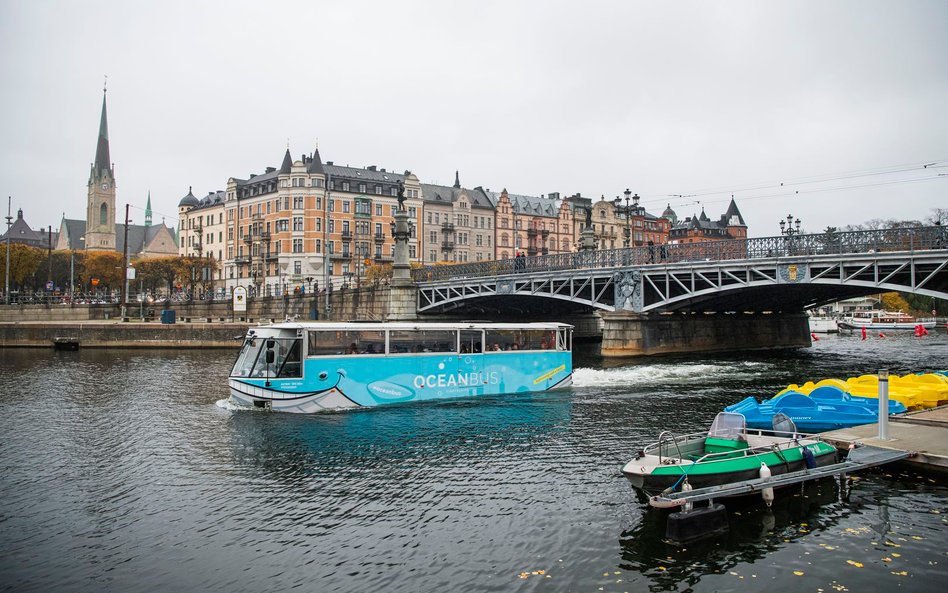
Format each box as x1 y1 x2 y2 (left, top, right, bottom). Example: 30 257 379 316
126 267 136 280
233 286 247 313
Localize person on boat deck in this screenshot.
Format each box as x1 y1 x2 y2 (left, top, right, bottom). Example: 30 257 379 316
346 342 358 354
490 343 501 351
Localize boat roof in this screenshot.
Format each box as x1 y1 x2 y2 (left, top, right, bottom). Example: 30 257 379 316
249 321 573 332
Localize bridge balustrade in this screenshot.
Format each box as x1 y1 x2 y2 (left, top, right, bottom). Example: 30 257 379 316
412 226 946 283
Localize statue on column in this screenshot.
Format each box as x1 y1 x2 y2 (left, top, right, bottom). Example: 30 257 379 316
584 206 592 229
397 180 406 210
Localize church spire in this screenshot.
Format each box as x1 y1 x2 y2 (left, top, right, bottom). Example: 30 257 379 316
94 86 111 177
453 170 461 189
145 191 152 227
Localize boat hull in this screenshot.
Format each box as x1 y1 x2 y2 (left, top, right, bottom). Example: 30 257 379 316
229 353 573 412
838 321 934 331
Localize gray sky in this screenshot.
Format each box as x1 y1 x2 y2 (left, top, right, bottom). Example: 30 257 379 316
2 0 946 238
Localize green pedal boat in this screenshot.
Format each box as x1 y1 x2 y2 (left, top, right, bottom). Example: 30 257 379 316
621 412 839 497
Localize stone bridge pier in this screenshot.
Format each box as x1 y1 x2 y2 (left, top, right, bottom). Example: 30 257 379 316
600 310 811 357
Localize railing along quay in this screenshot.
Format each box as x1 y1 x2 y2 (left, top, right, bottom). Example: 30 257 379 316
412 226 947 283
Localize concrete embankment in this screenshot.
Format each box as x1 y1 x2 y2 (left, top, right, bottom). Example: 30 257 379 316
0 321 251 349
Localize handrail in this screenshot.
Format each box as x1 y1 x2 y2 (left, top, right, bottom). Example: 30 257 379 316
413 225 947 283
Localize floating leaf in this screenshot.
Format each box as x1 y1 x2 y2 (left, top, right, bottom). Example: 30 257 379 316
882 557 893 562
911 536 923 540
846 560 864 568
794 571 805 576
892 553 902 558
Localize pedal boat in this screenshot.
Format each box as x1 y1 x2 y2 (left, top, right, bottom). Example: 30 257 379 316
621 412 838 497
724 386 907 433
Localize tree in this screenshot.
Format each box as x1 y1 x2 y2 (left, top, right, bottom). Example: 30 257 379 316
879 291 911 313
365 263 393 285
83 251 123 292
0 243 45 291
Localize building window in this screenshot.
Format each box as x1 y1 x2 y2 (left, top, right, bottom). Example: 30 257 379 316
294 261 301 275
293 216 303 231
343 201 351 213
375 185 382 195
292 239 303 253
359 183 366 193
375 204 382 216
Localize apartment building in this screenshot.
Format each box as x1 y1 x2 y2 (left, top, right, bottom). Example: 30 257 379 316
420 173 496 264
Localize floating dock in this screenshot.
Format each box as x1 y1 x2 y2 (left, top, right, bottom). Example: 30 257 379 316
821 405 948 475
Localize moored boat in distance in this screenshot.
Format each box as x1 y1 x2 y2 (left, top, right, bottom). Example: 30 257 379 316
228 321 573 413
837 309 935 331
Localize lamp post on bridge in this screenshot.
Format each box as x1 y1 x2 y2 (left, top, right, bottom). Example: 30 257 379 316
779 214 801 237
613 188 640 249
779 214 801 256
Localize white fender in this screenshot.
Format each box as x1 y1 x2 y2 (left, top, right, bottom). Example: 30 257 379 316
682 479 693 512
760 462 774 507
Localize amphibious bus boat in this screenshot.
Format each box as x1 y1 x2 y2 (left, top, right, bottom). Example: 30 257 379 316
229 321 573 413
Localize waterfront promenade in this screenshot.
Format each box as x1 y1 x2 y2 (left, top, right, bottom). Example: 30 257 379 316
0 319 249 348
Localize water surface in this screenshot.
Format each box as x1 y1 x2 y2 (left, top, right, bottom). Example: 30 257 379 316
1 333 945 592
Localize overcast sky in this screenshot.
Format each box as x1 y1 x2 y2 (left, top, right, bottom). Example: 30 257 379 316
2 0 945 238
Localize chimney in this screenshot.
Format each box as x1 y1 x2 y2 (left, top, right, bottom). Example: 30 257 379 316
265 167 276 174
367 165 377 171
326 161 334 166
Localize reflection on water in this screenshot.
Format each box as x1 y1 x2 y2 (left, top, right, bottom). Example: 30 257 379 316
0 333 945 592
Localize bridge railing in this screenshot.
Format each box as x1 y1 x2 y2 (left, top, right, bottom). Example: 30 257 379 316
412 225 946 283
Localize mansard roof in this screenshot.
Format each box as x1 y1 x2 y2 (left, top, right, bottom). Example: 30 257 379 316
324 163 408 184
487 190 562 218
421 183 493 209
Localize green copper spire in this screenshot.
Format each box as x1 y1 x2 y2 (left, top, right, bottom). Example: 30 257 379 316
145 191 152 227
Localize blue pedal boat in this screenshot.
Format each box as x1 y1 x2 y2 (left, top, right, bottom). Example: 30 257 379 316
725 385 907 433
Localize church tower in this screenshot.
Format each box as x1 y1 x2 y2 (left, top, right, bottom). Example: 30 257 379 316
85 86 117 250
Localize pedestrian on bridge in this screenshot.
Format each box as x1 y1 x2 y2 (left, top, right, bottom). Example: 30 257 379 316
648 241 656 263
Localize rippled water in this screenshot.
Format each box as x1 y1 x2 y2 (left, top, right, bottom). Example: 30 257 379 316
1 333 946 592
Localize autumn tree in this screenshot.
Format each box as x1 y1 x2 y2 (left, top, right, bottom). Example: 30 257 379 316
364 263 393 285
83 251 123 292
0 243 45 291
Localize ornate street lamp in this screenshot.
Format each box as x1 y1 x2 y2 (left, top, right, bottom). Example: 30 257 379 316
779 214 801 236
613 188 640 248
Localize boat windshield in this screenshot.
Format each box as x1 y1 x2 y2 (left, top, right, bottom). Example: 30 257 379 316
708 412 747 440
231 333 302 378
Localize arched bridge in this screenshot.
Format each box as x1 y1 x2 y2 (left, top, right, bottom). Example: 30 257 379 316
414 227 948 315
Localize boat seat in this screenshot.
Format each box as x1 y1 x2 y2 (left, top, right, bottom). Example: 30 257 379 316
704 437 749 454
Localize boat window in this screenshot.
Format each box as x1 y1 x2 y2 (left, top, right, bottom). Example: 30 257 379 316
459 330 482 354
275 339 302 378
485 329 557 351
231 337 264 377
307 330 385 356
389 330 457 354
231 335 301 378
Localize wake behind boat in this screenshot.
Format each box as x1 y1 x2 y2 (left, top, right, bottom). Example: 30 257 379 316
228 321 573 413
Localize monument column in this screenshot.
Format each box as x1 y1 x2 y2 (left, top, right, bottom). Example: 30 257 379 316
388 181 418 320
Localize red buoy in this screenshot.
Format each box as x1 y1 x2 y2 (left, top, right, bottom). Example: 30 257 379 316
861 327 867 340
811 332 820 341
